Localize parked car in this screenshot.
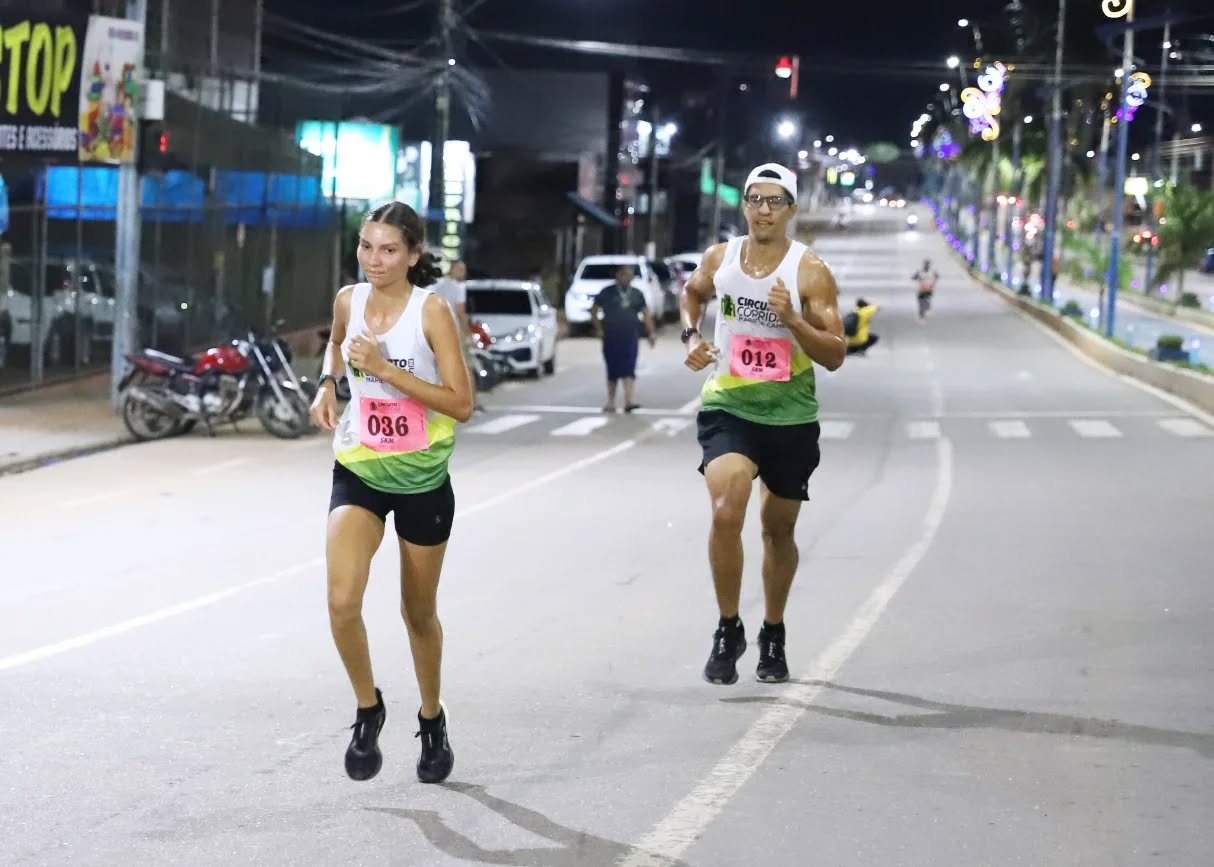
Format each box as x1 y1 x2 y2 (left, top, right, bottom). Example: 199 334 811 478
465 279 559 377
563 255 668 335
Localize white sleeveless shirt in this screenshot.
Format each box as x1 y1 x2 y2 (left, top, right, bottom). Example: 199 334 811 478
333 283 456 494
701 236 820 426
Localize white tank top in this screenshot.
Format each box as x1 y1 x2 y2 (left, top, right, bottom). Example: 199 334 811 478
333 283 456 494
701 236 820 425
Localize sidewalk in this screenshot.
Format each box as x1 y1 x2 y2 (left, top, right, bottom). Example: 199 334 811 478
0 372 130 476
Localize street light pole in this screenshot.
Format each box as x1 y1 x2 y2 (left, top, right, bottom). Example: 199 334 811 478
112 0 148 407
1041 0 1067 305
1145 21 1170 292
1105 0 1135 338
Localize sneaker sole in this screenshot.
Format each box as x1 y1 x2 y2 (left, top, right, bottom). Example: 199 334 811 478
755 671 790 684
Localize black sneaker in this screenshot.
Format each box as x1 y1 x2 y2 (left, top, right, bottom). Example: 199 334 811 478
345 688 386 781
703 620 747 685
415 702 454 784
756 624 789 683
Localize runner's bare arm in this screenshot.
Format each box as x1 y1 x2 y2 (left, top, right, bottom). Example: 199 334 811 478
787 253 846 371
321 286 354 380
681 243 726 335
360 295 474 423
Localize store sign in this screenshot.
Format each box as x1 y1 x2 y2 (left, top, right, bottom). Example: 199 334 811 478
440 140 467 269
0 13 85 158
296 120 399 202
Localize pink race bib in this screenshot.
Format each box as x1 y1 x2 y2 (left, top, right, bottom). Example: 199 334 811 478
359 396 429 453
729 336 791 382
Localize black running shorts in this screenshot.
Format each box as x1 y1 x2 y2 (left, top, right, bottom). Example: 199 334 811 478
696 410 822 501
329 462 455 546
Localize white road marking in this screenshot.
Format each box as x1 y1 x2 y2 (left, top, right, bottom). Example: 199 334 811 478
651 417 694 437
617 437 955 867
818 420 855 440
989 419 1031 439
551 416 611 437
1158 417 1213 438
677 396 702 414
0 436 642 673
64 489 132 509
464 414 542 435
907 420 941 439
1069 419 1122 438
0 559 321 673
189 456 254 476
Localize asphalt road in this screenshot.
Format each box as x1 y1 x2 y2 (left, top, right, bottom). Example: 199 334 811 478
3 208 1212 867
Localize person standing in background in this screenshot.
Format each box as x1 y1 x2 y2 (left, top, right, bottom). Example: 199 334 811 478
591 265 656 413
431 260 484 413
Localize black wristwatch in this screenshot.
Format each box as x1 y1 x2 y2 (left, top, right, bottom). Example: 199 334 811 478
680 327 701 344
317 373 337 390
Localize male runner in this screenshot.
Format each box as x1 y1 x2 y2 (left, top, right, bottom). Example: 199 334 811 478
680 163 846 685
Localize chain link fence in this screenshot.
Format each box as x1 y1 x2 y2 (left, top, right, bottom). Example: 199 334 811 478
0 49 347 395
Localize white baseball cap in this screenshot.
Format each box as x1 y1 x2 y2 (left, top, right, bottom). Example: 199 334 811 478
745 163 798 203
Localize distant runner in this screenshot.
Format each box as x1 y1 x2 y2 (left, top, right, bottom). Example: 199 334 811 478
912 258 938 321
679 163 846 685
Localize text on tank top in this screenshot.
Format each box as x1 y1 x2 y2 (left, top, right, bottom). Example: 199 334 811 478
700 236 819 426
332 283 456 494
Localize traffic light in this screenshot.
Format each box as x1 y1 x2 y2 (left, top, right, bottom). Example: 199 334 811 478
774 55 800 99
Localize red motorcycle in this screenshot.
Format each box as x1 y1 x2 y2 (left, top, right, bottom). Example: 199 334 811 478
118 325 316 441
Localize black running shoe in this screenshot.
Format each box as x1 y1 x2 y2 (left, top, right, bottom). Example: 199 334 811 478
756 624 789 683
415 702 454 784
703 620 747 685
345 688 386 781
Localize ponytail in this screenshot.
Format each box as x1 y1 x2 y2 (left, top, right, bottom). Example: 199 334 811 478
409 250 444 288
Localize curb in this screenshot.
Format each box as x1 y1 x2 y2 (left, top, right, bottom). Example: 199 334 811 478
947 245 1214 416
0 435 134 479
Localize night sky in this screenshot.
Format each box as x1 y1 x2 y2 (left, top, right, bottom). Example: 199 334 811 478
267 0 1214 153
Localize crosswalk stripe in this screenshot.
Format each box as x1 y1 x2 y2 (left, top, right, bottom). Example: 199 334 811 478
989 420 1031 439
551 416 611 437
464 414 541 435
907 421 940 440
819 420 854 440
1157 417 1213 438
1069 419 1122 438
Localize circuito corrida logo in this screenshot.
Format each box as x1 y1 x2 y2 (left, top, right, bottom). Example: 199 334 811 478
719 294 782 328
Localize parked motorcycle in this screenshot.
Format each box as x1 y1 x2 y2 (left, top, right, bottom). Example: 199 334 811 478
118 323 316 441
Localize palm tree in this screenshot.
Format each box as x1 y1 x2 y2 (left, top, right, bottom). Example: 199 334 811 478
1154 183 1214 305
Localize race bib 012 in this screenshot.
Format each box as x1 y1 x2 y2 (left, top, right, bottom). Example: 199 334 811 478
729 336 791 382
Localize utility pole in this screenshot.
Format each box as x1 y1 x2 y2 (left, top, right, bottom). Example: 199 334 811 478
428 0 456 267
708 74 728 249
1040 0 1066 305
112 0 148 407
1106 5 1136 338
